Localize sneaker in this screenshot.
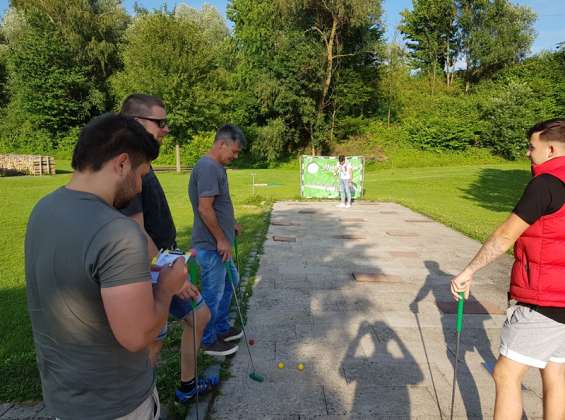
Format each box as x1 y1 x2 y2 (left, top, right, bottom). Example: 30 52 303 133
336 203 346 208
174 377 213 405
218 326 243 342
202 339 239 356
345 203 351 208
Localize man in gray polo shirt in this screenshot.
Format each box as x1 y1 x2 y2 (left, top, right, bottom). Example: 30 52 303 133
188 125 246 355
25 114 187 420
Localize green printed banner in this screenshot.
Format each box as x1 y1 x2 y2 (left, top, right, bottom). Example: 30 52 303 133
300 155 365 199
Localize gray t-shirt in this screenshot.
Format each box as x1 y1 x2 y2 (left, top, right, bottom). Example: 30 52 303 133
25 187 154 420
188 156 235 250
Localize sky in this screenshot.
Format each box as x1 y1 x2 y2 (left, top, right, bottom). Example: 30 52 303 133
0 0 563 54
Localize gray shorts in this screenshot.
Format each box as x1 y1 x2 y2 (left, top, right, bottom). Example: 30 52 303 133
115 386 159 420
55 387 159 420
500 304 565 369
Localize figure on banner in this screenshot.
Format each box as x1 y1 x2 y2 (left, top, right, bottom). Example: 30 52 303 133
335 155 353 208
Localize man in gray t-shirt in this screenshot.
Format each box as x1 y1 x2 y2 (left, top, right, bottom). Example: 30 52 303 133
188 125 247 355
190 156 235 250
25 114 187 420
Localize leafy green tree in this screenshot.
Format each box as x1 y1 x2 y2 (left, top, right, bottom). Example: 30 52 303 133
229 0 322 159
279 0 384 153
0 30 9 108
458 0 535 90
1 1 128 152
477 80 537 159
380 39 410 126
399 0 457 93
229 0 384 159
111 8 231 145
476 50 565 159
401 0 535 92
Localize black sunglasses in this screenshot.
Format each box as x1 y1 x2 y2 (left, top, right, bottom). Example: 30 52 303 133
135 116 168 129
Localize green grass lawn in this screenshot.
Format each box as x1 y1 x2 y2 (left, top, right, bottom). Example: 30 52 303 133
0 160 530 404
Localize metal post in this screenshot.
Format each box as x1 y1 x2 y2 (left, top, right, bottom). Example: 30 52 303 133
175 143 181 173
252 173 256 197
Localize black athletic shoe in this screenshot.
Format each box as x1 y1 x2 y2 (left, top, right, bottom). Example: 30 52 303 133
218 326 243 342
202 340 239 356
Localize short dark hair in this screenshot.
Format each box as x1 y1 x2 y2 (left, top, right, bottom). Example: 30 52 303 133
528 118 565 143
120 94 165 117
71 113 160 172
338 155 345 163
214 124 247 148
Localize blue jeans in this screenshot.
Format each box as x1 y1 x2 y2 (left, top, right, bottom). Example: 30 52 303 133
339 178 351 203
195 249 239 346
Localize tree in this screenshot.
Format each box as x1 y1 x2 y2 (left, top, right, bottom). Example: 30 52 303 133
0 30 9 108
400 0 535 92
279 0 384 153
1 0 128 151
458 0 535 90
399 0 457 93
111 7 231 146
380 39 409 126
229 0 385 158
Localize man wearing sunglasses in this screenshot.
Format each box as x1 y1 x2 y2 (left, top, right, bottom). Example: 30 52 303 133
120 94 214 405
121 94 173 258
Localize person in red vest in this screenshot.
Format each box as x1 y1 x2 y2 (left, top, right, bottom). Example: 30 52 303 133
451 118 565 420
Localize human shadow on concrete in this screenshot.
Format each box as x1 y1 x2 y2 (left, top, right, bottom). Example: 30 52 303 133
411 260 498 419
462 168 530 213
244 204 430 418
340 320 423 418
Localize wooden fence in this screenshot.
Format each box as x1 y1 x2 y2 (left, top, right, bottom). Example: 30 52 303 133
153 165 192 173
0 154 56 176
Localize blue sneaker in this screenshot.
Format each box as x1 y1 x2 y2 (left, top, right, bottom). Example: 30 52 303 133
174 377 214 405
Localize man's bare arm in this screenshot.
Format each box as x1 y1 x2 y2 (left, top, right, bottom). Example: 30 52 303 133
130 211 159 260
101 258 186 352
198 196 231 260
451 213 530 299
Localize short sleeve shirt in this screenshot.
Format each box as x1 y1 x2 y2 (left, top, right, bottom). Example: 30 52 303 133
121 167 176 250
337 162 352 180
513 174 565 323
188 156 235 250
513 174 565 225
25 187 154 420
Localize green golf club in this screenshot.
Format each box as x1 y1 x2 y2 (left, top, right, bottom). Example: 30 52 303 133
188 252 200 419
234 236 241 296
225 260 264 383
450 292 465 420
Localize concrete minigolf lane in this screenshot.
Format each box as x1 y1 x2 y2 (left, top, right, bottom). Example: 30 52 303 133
210 201 543 419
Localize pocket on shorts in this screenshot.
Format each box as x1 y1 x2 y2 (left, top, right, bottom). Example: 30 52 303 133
152 387 160 420
505 305 520 324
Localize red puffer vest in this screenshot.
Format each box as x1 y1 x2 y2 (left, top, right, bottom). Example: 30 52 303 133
510 156 565 307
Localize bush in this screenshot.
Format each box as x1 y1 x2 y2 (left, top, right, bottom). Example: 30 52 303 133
404 115 479 151
474 54 565 160
250 118 287 162
362 120 504 170
391 85 483 152
182 131 214 167
333 115 369 140
55 127 81 156
477 80 538 160
366 120 409 147
0 119 53 154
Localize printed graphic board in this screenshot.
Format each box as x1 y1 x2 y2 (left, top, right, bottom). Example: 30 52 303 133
300 156 365 199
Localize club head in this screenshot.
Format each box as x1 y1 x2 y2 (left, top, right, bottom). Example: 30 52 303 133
249 372 264 382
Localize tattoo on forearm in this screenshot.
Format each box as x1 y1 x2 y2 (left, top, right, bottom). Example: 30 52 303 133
467 236 507 273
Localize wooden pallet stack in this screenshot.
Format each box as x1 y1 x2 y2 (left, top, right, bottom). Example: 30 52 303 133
0 154 56 176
